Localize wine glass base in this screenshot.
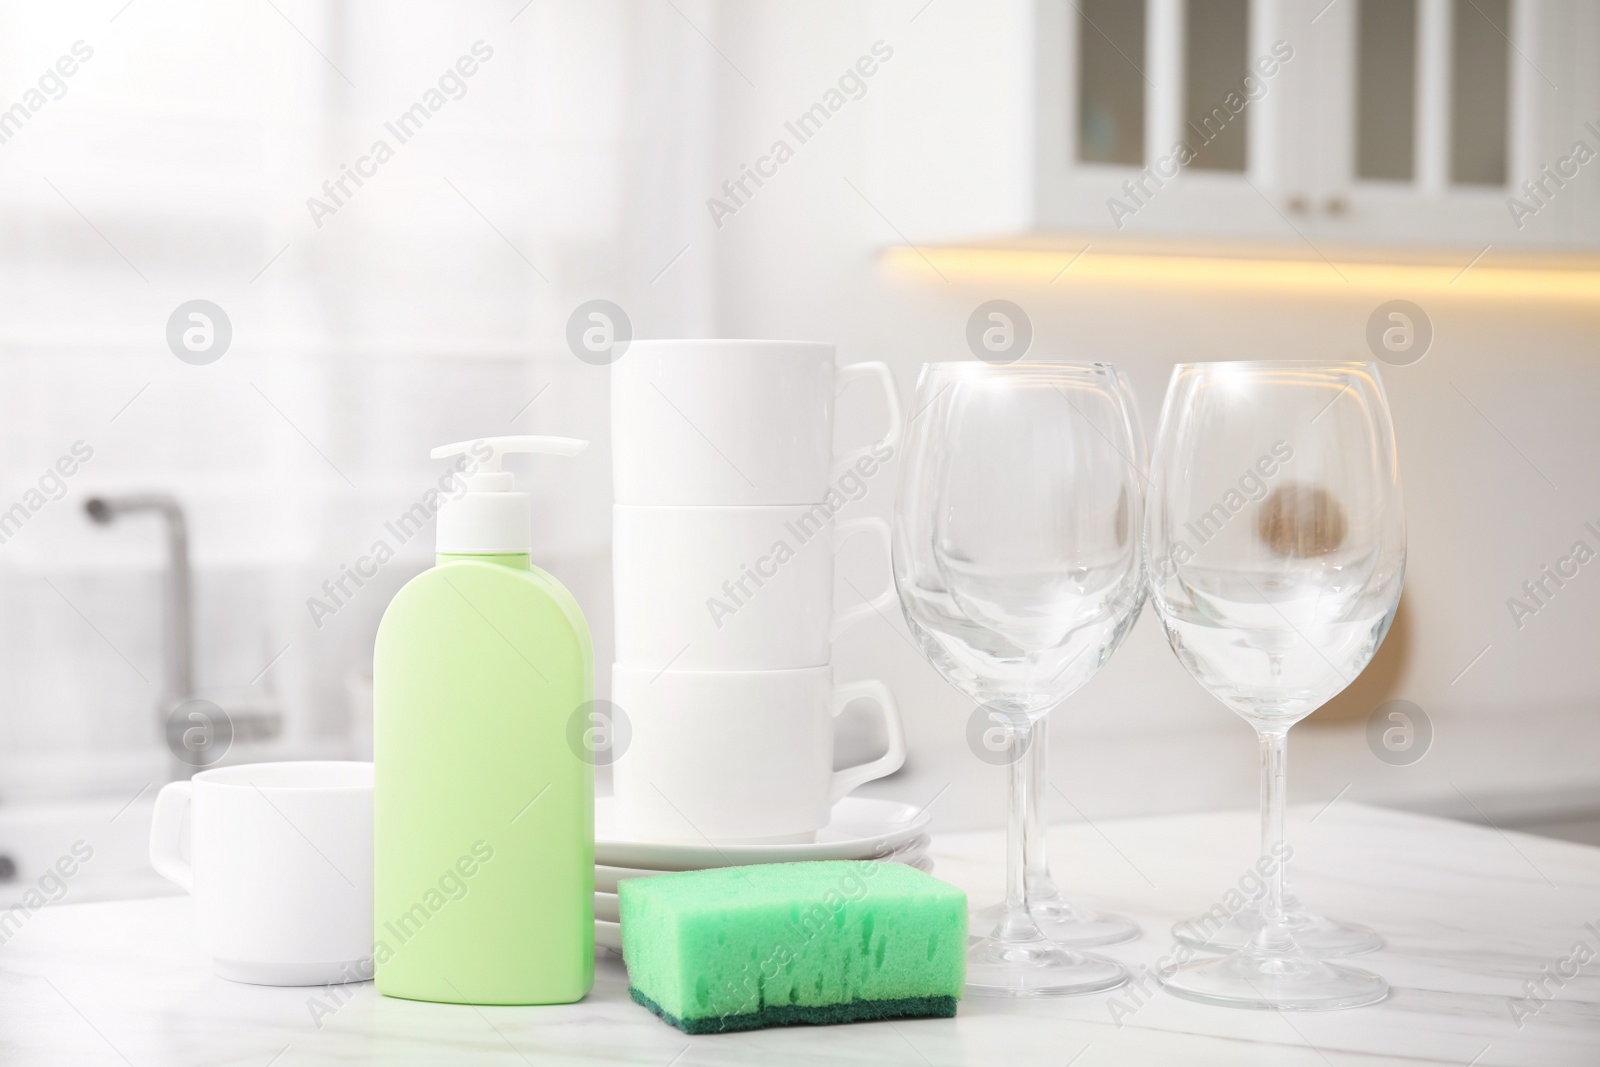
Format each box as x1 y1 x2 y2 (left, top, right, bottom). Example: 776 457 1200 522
965 934 1130 998
1173 906 1383 958
978 899 1141 947
1160 947 1388 1011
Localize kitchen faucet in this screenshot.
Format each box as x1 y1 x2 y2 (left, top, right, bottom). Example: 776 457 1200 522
84 494 194 768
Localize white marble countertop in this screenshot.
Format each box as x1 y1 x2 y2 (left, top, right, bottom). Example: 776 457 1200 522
2 803 1597 1065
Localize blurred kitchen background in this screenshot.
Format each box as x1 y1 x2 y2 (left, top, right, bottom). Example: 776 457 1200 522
1 0 1597 905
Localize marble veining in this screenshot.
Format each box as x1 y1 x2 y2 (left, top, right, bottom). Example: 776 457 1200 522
1 804 1596 1065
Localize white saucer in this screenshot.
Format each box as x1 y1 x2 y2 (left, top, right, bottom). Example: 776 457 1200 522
594 796 931 870
594 833 929 891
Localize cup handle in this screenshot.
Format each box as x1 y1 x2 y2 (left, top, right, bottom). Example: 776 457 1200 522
149 781 194 893
832 362 903 477
828 680 908 804
830 517 896 642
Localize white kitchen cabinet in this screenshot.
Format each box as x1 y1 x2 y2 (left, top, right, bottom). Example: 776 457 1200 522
873 0 1600 250
1283 0 1593 250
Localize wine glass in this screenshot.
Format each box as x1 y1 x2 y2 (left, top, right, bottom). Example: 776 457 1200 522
1012 366 1146 947
892 361 1146 996
1145 361 1404 1010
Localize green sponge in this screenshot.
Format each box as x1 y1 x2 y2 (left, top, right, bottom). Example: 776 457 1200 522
618 860 966 1034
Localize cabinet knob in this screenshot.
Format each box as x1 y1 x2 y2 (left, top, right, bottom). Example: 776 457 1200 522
1325 196 1348 216
1286 195 1310 215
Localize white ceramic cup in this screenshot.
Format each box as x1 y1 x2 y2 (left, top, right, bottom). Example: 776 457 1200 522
613 503 896 671
611 339 903 505
610 665 907 842
149 761 373 986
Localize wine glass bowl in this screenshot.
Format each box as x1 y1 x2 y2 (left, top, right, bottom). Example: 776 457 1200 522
896 364 1145 717
1150 364 1403 730
1145 361 1404 1010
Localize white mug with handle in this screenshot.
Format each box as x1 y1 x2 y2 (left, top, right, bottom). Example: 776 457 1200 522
611 339 903 506
613 504 897 671
611 665 908 843
149 761 373 986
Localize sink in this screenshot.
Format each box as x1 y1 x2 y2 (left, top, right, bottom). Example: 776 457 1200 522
0 795 173 915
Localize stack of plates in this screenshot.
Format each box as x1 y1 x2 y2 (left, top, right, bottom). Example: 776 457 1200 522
592 796 933 951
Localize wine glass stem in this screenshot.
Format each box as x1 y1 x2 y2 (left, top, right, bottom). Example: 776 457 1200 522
1258 726 1290 925
1005 719 1036 918
1026 716 1049 886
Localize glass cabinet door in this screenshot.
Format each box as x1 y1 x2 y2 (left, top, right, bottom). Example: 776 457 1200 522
1076 0 1146 166
1353 0 1418 183
1293 0 1578 247
1182 0 1253 172
1044 0 1297 238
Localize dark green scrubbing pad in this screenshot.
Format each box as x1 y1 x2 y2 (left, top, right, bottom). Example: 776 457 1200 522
618 860 966 1034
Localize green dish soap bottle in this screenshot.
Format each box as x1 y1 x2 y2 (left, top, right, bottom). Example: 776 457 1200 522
373 434 594 1005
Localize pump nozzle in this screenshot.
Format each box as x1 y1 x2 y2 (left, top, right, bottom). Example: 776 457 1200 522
432 436 588 493
430 435 588 555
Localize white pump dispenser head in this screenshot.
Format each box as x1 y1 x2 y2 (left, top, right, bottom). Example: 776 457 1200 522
430 435 588 554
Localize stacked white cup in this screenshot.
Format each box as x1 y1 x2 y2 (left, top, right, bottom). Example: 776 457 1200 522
610 340 908 843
